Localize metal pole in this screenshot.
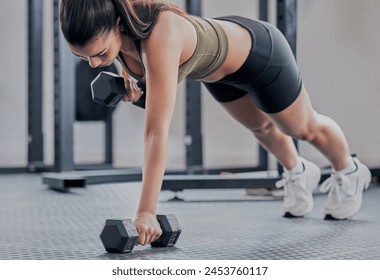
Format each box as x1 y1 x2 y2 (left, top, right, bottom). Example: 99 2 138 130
185 0 203 172
53 0 75 172
276 0 298 174
257 0 270 170
277 0 297 57
104 112 113 165
259 0 269 21
28 0 44 171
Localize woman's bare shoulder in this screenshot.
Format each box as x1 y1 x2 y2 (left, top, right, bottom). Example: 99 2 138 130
143 11 187 51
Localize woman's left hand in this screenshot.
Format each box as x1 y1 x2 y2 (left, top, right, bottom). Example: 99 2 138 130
122 78 144 103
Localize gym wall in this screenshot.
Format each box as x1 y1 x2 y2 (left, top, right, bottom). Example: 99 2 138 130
0 0 379 170
0 0 28 167
296 0 380 167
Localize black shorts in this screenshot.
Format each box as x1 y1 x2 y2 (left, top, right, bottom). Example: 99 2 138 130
203 16 302 114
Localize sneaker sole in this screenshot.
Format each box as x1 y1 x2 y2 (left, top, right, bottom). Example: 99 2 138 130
284 212 306 218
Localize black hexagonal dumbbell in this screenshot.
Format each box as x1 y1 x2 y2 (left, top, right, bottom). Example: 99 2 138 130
90 71 146 108
99 214 182 253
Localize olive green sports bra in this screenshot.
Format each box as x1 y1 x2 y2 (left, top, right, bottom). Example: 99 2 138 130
117 15 228 84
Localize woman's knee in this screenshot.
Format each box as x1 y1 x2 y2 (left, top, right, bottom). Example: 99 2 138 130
251 121 276 138
253 120 319 142
283 121 319 142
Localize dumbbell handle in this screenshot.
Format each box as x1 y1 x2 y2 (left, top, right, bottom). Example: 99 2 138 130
132 82 146 109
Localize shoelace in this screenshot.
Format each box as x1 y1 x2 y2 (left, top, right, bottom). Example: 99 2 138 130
320 172 355 196
275 172 304 189
275 172 306 201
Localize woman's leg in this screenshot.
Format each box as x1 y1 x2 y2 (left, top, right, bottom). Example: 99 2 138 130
219 94 299 170
265 84 371 219
217 92 321 217
218 83 352 173
268 84 351 171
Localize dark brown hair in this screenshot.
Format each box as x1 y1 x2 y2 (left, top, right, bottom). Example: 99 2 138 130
60 0 187 46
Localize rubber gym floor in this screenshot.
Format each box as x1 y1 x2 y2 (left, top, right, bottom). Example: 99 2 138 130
0 173 379 260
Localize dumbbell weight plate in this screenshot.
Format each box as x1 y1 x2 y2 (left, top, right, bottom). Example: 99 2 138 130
91 71 126 107
99 219 139 253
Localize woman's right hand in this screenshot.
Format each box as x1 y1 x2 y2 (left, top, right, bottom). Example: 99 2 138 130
134 212 163 246
122 78 144 103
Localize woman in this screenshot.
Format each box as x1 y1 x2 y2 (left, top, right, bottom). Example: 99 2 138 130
60 0 371 245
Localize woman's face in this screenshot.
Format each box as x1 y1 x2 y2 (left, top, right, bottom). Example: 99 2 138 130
69 28 122 68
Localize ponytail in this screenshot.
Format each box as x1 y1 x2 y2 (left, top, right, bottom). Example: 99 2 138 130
111 0 151 39
112 0 187 39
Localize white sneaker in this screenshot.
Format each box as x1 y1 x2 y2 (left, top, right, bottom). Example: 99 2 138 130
276 158 321 217
321 157 371 220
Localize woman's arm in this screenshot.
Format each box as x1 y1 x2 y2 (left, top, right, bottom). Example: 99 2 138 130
134 12 184 245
